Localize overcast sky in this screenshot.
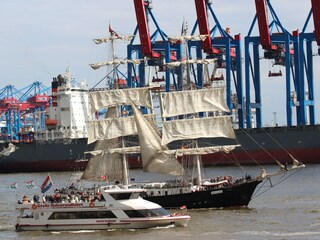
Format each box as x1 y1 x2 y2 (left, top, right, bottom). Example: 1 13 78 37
0 0 317 126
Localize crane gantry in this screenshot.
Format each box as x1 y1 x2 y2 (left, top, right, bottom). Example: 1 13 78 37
297 0 320 126
190 0 244 127
244 0 300 128
128 0 183 91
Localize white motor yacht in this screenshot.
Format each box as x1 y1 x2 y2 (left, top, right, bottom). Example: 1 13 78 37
15 186 190 231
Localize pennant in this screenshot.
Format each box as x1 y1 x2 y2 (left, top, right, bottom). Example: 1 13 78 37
25 180 35 189
108 24 119 37
9 182 18 189
40 174 53 193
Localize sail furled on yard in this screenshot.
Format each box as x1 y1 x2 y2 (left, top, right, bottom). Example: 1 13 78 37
90 59 143 70
93 35 133 44
89 88 152 114
160 88 229 118
168 35 208 43
163 145 240 156
132 103 184 176
166 59 216 69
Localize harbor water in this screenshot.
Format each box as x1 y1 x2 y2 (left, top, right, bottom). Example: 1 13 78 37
0 164 319 240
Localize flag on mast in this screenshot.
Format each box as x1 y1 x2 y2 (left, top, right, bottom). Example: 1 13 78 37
108 23 119 37
40 174 53 193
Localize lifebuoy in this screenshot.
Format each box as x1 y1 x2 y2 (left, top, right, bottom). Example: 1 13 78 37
32 204 37 210
89 202 95 208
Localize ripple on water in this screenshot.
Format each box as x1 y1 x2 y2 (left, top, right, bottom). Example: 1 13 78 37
237 230 320 238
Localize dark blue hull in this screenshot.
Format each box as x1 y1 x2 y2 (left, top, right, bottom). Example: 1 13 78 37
143 179 262 209
0 139 90 173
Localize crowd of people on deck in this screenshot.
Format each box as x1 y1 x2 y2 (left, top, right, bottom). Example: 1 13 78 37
19 186 105 204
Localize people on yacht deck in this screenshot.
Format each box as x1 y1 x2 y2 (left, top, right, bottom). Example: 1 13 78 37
22 195 28 204
33 194 40 203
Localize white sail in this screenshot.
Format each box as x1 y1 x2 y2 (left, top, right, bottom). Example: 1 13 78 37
160 88 229 118
131 103 184 176
82 106 124 182
88 114 157 144
90 88 152 114
161 116 236 145
81 139 124 182
155 87 238 185
86 84 237 182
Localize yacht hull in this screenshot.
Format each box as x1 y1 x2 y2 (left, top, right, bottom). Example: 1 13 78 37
16 216 190 231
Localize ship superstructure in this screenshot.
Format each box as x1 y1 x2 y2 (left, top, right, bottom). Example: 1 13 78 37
39 68 89 141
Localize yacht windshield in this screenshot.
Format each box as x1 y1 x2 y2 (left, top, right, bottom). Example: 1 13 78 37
124 207 170 218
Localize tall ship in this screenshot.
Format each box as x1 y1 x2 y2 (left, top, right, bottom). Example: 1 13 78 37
71 78 304 210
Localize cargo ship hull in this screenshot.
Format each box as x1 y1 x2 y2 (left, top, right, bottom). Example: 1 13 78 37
0 139 90 173
1 125 319 173
201 125 320 166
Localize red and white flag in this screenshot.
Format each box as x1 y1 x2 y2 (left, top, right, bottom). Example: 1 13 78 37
108 24 119 37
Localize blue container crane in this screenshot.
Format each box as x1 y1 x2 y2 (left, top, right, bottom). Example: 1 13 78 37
128 0 183 91
298 0 320 126
0 85 23 100
21 81 51 132
189 0 244 128
0 82 50 142
244 0 299 128
18 81 50 102
0 85 23 141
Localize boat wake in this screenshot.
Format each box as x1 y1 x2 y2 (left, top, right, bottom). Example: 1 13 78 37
51 230 98 234
238 230 320 238
0 224 14 231
311 222 320 227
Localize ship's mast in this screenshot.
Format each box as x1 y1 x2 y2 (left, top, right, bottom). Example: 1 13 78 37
182 18 191 88
122 138 130 186
110 29 118 89
194 141 202 186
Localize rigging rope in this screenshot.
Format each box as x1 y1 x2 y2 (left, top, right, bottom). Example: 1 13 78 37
251 167 304 200
234 136 263 167
237 128 288 168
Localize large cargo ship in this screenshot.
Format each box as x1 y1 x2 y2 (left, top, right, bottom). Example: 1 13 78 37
0 71 93 173
1 72 319 173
